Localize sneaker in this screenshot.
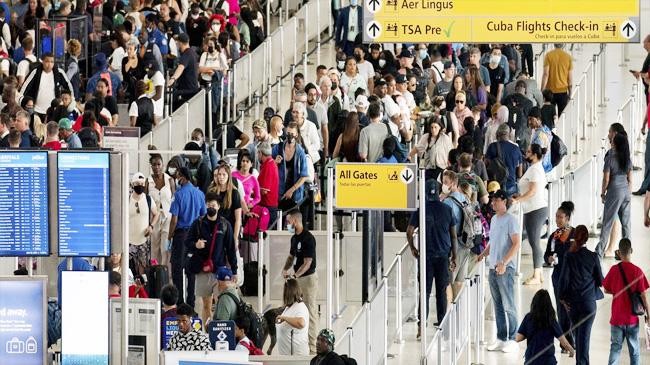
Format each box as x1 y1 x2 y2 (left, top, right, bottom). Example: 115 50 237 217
486 340 504 351
501 340 519 353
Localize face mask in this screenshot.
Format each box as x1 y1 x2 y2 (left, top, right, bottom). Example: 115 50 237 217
441 184 451 194
208 46 214 53
206 207 218 217
287 223 295 234
349 0 358 7
191 13 199 19
133 185 145 194
26 107 34 115
354 54 362 62
286 134 295 143
490 55 501 64
378 59 386 68
419 49 428 60
337 60 345 70
211 24 220 32
168 167 177 175
331 82 338 90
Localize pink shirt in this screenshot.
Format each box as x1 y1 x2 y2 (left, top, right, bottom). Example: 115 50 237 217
232 170 261 207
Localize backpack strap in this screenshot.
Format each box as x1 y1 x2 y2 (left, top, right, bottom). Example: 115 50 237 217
218 290 241 306
145 194 152 226
448 195 466 227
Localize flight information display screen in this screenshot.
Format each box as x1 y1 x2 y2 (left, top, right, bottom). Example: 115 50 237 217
0 151 49 256
57 152 110 257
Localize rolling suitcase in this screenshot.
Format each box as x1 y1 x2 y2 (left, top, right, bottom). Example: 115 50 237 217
239 239 266 296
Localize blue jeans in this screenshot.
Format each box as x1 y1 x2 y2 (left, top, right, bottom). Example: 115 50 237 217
608 324 640 365
488 267 517 341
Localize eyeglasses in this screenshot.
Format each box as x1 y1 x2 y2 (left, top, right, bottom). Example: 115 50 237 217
135 201 140 214
455 100 465 104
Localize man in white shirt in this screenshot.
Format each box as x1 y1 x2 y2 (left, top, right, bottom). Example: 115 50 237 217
20 53 74 118
143 60 165 122
129 172 160 276
305 83 328 153
17 37 38 88
354 45 374 93
292 102 321 164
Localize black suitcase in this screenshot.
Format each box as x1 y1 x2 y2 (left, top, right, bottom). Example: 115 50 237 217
239 239 266 297
146 265 169 298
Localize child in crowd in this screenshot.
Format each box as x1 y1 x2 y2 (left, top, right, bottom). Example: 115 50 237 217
235 315 264 355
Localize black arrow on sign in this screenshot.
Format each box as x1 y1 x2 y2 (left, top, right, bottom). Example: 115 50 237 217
368 0 380 11
402 169 412 182
622 22 634 37
368 22 380 37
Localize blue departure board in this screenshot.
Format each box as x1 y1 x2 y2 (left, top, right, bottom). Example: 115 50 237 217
57 152 110 257
0 151 49 256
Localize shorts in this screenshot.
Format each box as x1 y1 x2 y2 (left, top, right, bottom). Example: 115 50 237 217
453 247 477 283
195 272 218 297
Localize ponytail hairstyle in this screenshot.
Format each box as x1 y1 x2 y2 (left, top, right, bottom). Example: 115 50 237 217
529 143 546 160
612 133 631 172
557 201 575 218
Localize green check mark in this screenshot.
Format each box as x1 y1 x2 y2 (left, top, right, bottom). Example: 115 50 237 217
443 20 456 38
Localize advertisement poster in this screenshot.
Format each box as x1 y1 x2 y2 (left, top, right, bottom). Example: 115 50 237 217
0 278 45 365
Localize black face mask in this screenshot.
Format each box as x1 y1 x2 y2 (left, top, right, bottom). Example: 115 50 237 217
133 185 145 194
208 46 214 53
331 82 338 91
354 54 362 62
206 207 218 217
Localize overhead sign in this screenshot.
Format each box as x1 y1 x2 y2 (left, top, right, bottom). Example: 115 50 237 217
207 320 236 351
103 127 140 175
0 277 46 365
335 163 417 210
362 0 640 43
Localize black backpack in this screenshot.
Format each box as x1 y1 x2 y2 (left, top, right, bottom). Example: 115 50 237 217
550 131 567 167
219 292 264 348
486 141 509 186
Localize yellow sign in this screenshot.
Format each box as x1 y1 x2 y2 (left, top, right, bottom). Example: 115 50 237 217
363 0 640 43
335 163 417 210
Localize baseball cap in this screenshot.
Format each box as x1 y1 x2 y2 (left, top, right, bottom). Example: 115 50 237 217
487 181 501 194
355 95 369 109
396 74 407 84
94 52 107 70
58 118 73 130
176 33 190 44
375 78 387 87
443 61 454 69
318 329 335 347
491 189 508 201
184 141 201 151
398 49 413 58
252 119 267 130
131 172 146 185
216 266 232 281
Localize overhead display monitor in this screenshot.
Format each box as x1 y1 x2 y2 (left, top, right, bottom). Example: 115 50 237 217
61 271 109 365
0 151 49 256
0 277 47 365
57 152 111 257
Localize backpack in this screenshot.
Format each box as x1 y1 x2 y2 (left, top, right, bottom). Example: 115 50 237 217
238 339 264 355
27 57 41 74
242 204 270 241
29 132 42 147
99 71 113 96
449 196 485 251
458 172 479 198
486 141 509 187
219 292 264 348
340 355 358 365
383 121 408 163
550 131 567 167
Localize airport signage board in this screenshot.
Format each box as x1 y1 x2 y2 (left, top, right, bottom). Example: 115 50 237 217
335 163 417 210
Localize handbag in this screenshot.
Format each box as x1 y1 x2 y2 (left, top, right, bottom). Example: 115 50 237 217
618 263 646 316
186 219 220 274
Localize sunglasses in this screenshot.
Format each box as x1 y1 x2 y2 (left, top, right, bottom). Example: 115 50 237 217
455 100 465 104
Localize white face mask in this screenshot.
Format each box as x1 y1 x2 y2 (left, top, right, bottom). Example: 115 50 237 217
350 0 358 6
419 49 428 60
191 13 199 19
490 55 501 65
378 59 386 68
287 223 295 234
211 24 220 32
337 60 345 70
442 184 451 194
168 167 177 175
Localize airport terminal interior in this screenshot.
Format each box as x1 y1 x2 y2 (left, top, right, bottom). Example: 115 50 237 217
0 0 649 364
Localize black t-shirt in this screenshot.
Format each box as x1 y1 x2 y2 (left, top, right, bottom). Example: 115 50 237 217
217 189 242 229
177 48 199 93
641 53 650 95
186 17 208 48
285 156 295 192
540 104 556 129
215 125 245 153
517 313 563 365
485 64 505 98
290 229 316 276
104 95 119 116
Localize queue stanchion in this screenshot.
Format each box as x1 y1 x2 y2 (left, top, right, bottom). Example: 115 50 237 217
316 0 321 66
258 231 264 314
121 152 130 365
326 167 334 330
277 76 282 111
276 210 283 231
395 252 404 344
207 84 213 142
333 231 341 318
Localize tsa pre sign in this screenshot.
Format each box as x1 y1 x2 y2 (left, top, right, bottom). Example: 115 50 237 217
335 163 416 210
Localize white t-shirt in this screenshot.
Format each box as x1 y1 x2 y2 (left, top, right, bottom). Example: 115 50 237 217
517 161 548 214
35 71 55 114
17 54 38 80
110 47 126 80
299 120 321 164
128 193 158 245
144 71 165 117
276 302 309 356
357 60 375 83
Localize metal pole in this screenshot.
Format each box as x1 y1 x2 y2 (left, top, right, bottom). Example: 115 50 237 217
333 232 341 318
351 211 357 232
326 167 334 329
316 0 321 66
226 70 232 124
276 76 282 111
591 55 597 126
27 257 33 276
254 92 261 120
383 278 388 365
280 25 285 77
207 86 213 142
219 73 225 127
395 254 404 344
266 0 271 40
591 155 598 232
231 68 237 125
185 103 190 141
515 203 523 276
66 257 72 271
276 209 283 231
121 152 130 365
303 52 308 77
474 274 481 363
418 168 427 362
293 19 298 65
221 122 227 158
599 45 608 107
258 231 264 313
304 4 309 57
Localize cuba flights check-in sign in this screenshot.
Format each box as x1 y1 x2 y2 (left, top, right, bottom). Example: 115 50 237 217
363 0 640 43
335 163 417 210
